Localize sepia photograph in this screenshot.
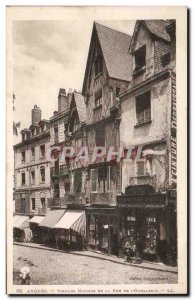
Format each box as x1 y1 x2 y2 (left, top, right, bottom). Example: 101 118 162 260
6 6 187 295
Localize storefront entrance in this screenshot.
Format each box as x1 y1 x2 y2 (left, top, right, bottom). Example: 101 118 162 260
86 209 119 256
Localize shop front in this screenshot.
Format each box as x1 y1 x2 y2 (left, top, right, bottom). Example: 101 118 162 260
117 185 169 263
86 207 119 256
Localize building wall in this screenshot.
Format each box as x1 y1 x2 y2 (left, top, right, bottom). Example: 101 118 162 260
120 76 171 193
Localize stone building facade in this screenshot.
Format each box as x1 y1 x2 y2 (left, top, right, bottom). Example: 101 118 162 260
14 105 51 216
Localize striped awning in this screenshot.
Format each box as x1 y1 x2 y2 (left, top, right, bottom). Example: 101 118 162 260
55 210 86 236
14 216 29 229
29 216 45 224
39 209 65 228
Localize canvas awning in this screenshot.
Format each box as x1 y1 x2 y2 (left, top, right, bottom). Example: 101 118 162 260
39 209 65 228
29 216 45 224
14 216 29 229
54 210 86 236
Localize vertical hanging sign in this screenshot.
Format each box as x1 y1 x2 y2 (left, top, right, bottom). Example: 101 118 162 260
171 72 177 186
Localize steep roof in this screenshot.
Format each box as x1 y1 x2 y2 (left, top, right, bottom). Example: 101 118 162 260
73 92 86 123
130 20 171 53
145 20 171 42
82 22 132 93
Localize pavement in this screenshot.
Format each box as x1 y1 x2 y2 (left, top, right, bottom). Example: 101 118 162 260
13 241 177 274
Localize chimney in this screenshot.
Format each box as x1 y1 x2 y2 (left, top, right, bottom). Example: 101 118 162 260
58 88 69 112
31 105 41 125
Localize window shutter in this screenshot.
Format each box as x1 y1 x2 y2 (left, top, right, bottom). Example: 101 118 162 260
137 162 145 176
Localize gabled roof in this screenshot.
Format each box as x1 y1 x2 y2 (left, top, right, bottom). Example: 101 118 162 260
130 20 171 53
82 22 132 94
70 91 86 124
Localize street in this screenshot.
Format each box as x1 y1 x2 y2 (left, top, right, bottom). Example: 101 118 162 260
13 244 177 285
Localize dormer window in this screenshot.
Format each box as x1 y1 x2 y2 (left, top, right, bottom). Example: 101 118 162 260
134 45 146 72
22 133 25 141
40 124 45 132
95 55 103 76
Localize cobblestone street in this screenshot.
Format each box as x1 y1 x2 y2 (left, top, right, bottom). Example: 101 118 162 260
13 244 177 285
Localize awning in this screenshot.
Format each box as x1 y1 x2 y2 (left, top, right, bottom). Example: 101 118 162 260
13 215 21 225
29 216 45 224
55 210 86 236
14 216 29 229
39 209 65 228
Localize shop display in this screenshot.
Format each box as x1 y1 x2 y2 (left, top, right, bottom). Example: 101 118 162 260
143 217 158 254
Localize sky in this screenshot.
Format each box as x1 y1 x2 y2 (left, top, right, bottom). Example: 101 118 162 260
13 19 135 143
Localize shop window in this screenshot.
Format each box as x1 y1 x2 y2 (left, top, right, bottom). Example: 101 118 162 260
143 216 158 255
31 198 35 211
161 52 171 67
54 126 59 143
21 151 25 163
136 91 151 125
40 144 45 158
21 172 25 185
31 147 35 161
98 166 110 193
95 56 103 76
73 171 82 193
88 215 96 246
41 197 45 208
91 169 98 192
31 170 35 185
95 89 102 108
134 45 146 71
40 166 45 183
95 127 105 146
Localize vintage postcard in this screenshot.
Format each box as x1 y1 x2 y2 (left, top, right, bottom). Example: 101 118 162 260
6 6 187 295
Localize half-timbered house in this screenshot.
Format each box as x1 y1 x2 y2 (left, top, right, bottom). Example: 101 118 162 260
118 20 176 265
82 22 132 255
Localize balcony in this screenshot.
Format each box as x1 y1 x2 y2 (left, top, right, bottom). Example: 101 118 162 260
37 207 47 216
90 192 115 206
47 196 68 208
129 175 156 187
66 192 86 207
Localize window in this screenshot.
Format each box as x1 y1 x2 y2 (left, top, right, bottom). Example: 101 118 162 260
136 91 151 125
54 126 59 143
31 128 35 137
95 89 102 107
95 56 103 76
31 147 35 161
31 198 35 211
91 169 98 192
40 144 45 158
134 45 146 71
41 197 46 208
21 172 25 185
98 166 110 193
116 87 120 98
21 151 25 163
73 171 82 193
161 52 171 67
95 127 105 146
41 124 45 132
31 170 35 185
40 166 45 183
22 133 25 141
137 161 145 176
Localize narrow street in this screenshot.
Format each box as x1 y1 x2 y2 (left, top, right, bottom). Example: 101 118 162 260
13 244 177 285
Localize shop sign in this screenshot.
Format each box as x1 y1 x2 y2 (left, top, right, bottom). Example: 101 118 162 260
170 72 177 186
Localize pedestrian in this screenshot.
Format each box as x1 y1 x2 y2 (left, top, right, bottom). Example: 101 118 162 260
20 266 31 285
